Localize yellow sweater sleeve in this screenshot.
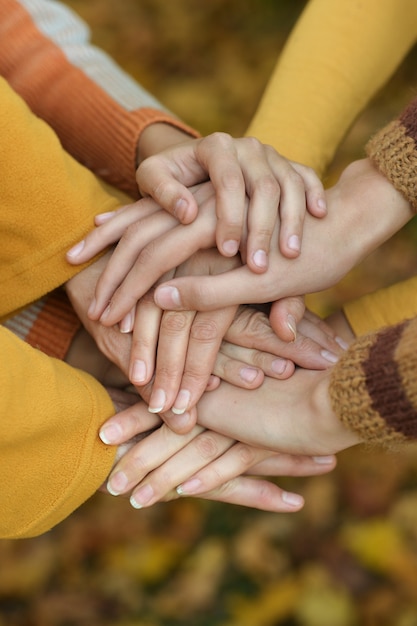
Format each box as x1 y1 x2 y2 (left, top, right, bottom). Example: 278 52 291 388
0 326 115 539
0 77 130 319
343 275 417 337
247 0 417 176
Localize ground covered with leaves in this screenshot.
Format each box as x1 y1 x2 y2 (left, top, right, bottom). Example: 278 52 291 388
3 1 417 625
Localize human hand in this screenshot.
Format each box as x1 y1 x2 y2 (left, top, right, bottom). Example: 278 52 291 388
137 131 327 266
195 367 361 458
66 180 334 331
66 180 317 329
130 285 343 433
66 249 343 435
139 159 413 325
64 252 323 407
99 402 336 512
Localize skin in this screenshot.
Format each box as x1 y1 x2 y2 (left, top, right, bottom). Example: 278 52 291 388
65 274 338 512
66 247 343 433
95 310 356 510
135 126 327 267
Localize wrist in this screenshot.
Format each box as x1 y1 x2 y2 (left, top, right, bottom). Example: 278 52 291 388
310 369 361 453
137 123 193 165
327 159 413 264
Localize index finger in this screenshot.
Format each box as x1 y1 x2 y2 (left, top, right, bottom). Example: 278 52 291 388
154 265 281 312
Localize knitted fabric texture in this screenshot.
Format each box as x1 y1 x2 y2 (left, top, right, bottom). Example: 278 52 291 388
366 97 417 211
329 317 417 447
0 0 198 198
3 290 80 360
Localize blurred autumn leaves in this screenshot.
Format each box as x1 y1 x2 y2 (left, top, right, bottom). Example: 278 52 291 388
3 1 417 625
3 447 417 625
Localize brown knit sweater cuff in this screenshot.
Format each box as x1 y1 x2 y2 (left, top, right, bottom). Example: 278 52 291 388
366 118 417 212
329 318 417 447
3 289 81 360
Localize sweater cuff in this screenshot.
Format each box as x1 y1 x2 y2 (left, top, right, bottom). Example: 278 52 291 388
329 319 417 447
366 118 417 211
3 289 81 360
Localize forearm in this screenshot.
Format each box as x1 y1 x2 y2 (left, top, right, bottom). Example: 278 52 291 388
0 327 115 539
323 158 413 270
0 78 129 318
329 315 417 447
247 0 417 176
0 0 197 196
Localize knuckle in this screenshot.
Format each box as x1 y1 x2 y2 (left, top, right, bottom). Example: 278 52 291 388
160 310 191 334
252 226 274 245
293 334 314 356
120 220 142 245
207 131 233 148
284 167 304 189
243 136 263 152
135 240 158 268
195 433 220 460
153 179 178 205
129 452 149 475
236 443 257 467
190 317 219 343
219 169 245 197
238 308 271 341
256 173 280 200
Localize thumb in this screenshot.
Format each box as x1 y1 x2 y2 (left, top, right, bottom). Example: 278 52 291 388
269 296 306 342
136 153 200 224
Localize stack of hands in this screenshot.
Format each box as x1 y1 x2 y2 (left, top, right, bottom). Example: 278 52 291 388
64 131 411 514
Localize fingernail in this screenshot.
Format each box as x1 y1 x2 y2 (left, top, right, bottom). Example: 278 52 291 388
282 491 304 507
148 389 166 413
253 249 267 269
177 478 202 495
317 198 327 213
155 286 181 308
313 455 335 465
130 484 154 509
172 389 191 415
99 422 123 444
222 240 239 256
287 314 297 341
119 311 134 334
321 349 339 364
131 359 147 384
67 240 85 259
271 358 288 375
239 367 259 383
107 471 128 496
287 235 300 253
335 336 349 350
95 210 116 225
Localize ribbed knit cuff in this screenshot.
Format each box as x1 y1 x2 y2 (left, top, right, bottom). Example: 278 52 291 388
329 319 417 447
3 289 81 360
366 118 417 211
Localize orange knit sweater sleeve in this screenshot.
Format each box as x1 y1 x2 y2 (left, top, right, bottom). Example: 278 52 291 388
0 0 198 197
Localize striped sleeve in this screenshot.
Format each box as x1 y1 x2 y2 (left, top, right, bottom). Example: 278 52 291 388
0 0 198 197
366 96 417 211
3 290 81 360
329 317 417 447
